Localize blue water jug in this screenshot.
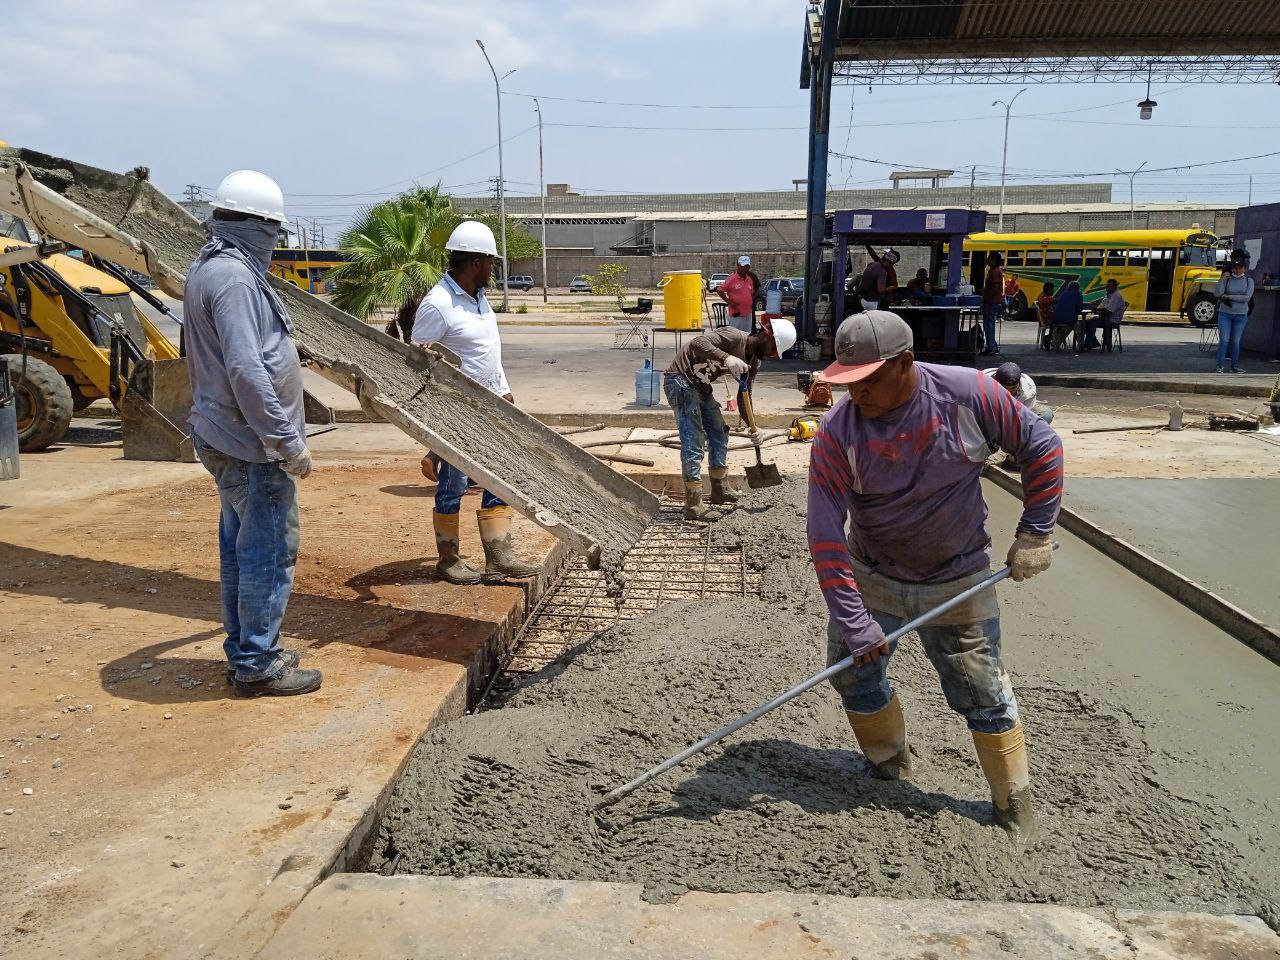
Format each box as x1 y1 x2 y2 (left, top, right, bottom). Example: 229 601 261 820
635 359 663 407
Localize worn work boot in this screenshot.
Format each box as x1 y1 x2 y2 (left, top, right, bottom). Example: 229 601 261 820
232 664 323 698
682 480 722 522
477 506 541 579
972 723 1041 853
846 693 912 780
708 467 740 506
433 511 482 585
226 649 300 685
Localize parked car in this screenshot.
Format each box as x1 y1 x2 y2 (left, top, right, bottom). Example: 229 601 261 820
506 275 534 292
754 277 805 312
568 275 593 293
707 272 730 292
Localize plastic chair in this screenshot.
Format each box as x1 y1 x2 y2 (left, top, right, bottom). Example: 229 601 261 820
710 302 727 327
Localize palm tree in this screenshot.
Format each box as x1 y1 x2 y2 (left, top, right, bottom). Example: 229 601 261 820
329 185 458 341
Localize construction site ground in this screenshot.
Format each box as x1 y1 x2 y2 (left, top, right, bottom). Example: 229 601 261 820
5 327 1280 957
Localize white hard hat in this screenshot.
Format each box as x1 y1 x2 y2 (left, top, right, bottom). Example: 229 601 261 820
445 220 498 256
212 170 288 224
767 317 797 358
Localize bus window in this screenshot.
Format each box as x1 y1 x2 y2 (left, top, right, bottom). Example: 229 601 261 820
1085 249 1104 266
1044 250 1063 266
1106 249 1126 266
1127 249 1149 268
1005 251 1023 267
1025 251 1043 267
1179 245 1214 267
1064 250 1083 267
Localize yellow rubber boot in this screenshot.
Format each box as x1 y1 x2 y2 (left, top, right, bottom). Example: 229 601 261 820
477 506 540 579
433 511 481 584
683 480 722 522
972 723 1040 853
845 693 912 780
708 466 739 506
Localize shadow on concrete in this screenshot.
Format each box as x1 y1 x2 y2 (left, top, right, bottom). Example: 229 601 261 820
657 738 990 830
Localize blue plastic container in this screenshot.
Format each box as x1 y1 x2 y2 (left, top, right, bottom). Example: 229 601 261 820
635 359 663 407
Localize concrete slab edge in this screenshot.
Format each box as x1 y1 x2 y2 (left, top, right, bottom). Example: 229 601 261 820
985 467 1280 666
1033 374 1270 398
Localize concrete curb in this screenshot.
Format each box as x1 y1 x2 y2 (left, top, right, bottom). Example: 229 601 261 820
1033 373 1270 398
985 467 1280 666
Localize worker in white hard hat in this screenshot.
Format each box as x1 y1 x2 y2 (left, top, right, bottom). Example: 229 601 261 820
663 315 796 520
411 220 540 584
717 255 760 333
184 170 322 698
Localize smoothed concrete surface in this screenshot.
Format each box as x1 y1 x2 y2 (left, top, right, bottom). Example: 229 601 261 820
262 875 1280 960
1064 477 1280 627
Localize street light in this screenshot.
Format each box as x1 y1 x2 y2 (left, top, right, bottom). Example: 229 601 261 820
992 88 1027 233
1116 161 1149 229
1137 63 1157 120
477 39 514 311
533 98 549 304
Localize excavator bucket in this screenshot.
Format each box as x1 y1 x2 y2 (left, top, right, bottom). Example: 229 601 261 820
120 358 196 463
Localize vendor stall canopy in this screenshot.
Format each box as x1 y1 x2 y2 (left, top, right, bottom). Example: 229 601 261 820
801 0 1280 85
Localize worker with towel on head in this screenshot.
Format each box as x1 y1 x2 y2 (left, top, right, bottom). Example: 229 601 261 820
717 255 759 333
807 310 1063 852
664 317 796 521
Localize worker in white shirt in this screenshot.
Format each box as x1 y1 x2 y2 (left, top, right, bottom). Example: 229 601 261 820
411 221 540 584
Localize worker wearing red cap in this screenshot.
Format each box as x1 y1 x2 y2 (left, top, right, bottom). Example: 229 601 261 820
806 310 1063 851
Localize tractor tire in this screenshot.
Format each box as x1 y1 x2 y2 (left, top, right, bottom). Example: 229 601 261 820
4 354 74 452
1185 291 1218 327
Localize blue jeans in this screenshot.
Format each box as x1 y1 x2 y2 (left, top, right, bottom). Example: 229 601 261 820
982 303 1002 352
825 565 1018 734
1216 312 1248 369
435 460 503 514
194 437 299 682
663 373 729 482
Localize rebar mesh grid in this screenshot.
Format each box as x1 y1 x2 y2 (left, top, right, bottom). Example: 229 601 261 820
476 500 760 710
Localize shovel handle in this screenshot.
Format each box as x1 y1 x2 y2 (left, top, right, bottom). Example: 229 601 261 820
737 375 759 435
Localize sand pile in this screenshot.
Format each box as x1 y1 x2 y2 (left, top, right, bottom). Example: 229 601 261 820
372 479 1277 925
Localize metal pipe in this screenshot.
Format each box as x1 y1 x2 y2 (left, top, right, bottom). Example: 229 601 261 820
801 0 841 344
593 562 1022 811
534 98 549 304
992 88 1027 232
477 40 512 312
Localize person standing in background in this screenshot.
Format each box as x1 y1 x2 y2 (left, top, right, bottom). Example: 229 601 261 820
717 255 757 333
1215 249 1254 374
981 252 1005 356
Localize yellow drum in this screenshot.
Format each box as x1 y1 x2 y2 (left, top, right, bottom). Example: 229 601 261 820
658 270 703 330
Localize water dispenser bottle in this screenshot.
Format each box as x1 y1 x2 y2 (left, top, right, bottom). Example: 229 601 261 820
635 358 663 407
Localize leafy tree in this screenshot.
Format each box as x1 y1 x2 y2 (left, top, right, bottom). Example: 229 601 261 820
586 261 629 308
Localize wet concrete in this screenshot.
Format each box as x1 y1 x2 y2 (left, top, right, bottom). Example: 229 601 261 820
1063 478 1280 626
372 478 1279 927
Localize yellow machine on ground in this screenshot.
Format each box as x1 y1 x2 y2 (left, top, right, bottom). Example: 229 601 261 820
0 235 189 455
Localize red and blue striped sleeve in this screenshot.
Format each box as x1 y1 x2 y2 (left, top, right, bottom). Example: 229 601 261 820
970 371 1064 535
807 419 883 656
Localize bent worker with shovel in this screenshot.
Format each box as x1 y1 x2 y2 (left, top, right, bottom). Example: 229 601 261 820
808 311 1063 851
663 317 796 521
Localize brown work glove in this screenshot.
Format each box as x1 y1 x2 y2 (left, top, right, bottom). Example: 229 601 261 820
1007 532 1053 582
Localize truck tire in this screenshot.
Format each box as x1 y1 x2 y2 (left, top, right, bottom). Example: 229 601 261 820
1185 291 1218 327
4 354 74 452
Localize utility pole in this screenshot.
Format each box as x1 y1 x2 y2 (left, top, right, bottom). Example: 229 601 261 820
992 88 1027 233
1116 161 1148 229
477 39 514 311
533 97 549 304
1248 175 1253 207
968 165 976 211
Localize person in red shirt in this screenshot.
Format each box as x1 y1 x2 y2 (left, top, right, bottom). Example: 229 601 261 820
1035 282 1055 349
717 255 758 333
981 252 1005 356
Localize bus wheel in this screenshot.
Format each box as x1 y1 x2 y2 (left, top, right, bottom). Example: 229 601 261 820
1003 289 1030 322
1185 291 1218 327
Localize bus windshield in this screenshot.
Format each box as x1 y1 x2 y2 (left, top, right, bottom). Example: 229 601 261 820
1179 245 1214 267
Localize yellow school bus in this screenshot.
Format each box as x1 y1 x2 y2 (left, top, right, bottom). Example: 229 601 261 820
965 228 1222 325
269 248 352 294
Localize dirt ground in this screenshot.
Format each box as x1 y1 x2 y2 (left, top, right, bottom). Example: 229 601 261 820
0 424 558 958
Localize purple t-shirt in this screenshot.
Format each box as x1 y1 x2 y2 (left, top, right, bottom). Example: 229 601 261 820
807 363 1064 656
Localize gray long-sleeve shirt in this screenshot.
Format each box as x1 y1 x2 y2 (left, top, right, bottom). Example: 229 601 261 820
184 255 306 463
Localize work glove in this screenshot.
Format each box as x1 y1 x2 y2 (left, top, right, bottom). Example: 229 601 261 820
280 446 313 480
749 429 764 449
1007 532 1053 582
846 618 890 666
724 356 750 378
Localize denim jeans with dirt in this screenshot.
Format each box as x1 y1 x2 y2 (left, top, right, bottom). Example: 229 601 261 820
434 460 504 514
195 436 300 682
826 563 1019 734
663 373 729 482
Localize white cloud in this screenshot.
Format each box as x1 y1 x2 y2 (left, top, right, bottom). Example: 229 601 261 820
563 0 796 35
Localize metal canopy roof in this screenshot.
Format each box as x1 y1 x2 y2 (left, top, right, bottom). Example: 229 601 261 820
802 0 1280 85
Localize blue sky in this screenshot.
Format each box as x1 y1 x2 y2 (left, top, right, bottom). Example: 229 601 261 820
7 0 1279 236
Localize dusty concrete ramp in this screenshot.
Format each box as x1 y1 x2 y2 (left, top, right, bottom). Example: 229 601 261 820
0 149 658 569
261 875 1280 960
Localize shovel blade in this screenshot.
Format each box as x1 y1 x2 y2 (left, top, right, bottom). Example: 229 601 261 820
744 462 783 489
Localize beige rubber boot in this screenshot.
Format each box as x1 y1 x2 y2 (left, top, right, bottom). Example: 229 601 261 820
477 506 541 579
708 466 740 506
683 480 722 522
845 693 912 780
972 723 1041 853
433 511 481 585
